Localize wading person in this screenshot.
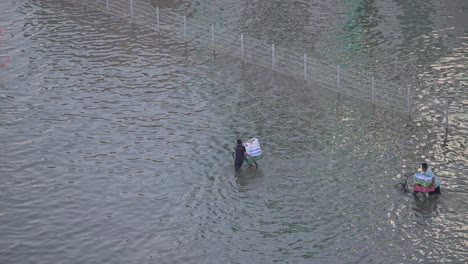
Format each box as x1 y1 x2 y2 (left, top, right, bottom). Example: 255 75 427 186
422 163 441 195
234 139 251 172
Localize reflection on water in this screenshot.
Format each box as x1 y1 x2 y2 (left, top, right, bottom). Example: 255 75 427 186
413 195 440 218
0 0 467 263
235 167 265 192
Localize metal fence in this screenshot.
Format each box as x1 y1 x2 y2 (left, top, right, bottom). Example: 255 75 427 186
72 0 412 114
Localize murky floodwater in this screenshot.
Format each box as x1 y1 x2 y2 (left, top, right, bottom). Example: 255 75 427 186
1 0 466 263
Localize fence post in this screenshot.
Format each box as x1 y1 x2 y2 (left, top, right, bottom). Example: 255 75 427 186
156 6 160 31
407 87 411 115
337 65 341 93
183 15 186 41
272 44 275 69
130 0 134 23
445 100 449 130
106 0 109 14
371 76 375 104
304 53 307 81
211 24 215 51
241 34 244 60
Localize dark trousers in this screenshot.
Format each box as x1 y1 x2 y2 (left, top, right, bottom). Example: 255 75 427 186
234 159 244 172
429 186 441 195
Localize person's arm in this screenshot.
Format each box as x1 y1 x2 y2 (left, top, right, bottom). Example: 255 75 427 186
431 177 435 188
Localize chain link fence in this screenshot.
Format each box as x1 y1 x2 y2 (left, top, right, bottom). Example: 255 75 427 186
71 0 416 115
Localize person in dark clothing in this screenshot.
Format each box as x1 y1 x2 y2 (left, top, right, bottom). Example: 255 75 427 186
234 139 251 172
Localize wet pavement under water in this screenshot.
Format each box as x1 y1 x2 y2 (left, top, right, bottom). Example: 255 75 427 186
0 0 467 263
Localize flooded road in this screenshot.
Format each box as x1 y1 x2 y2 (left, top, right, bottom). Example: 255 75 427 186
1 0 466 263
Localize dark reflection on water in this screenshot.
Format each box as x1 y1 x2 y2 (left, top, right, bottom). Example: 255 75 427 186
0 0 467 263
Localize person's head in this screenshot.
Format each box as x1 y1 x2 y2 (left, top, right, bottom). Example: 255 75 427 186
237 139 242 145
421 163 428 172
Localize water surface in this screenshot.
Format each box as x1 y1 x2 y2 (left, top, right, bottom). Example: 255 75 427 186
0 0 466 263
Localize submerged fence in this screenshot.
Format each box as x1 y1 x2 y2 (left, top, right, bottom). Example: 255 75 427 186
72 0 414 114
